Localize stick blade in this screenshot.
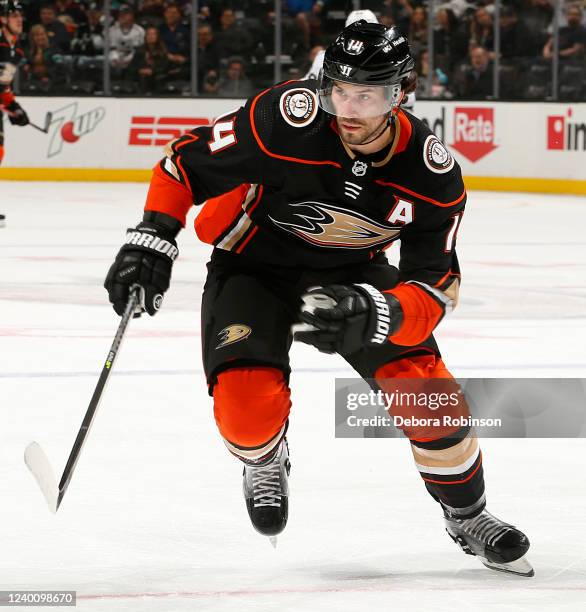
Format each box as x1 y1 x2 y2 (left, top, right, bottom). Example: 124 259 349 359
43 112 53 132
24 442 59 513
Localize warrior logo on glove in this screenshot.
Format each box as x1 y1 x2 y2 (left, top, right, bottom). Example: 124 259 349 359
104 220 179 317
294 284 403 355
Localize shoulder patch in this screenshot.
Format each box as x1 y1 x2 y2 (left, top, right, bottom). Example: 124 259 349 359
279 87 318 128
423 135 455 174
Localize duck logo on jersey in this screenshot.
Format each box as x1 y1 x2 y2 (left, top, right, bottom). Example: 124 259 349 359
269 201 401 249
345 39 365 55
280 88 318 128
423 135 455 174
216 324 252 349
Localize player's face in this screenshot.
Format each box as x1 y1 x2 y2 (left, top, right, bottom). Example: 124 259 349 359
6 12 23 35
331 81 390 146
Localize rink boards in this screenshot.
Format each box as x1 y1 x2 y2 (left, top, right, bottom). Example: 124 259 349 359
0 97 585 194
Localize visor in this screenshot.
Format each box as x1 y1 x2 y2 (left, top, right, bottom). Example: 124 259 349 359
318 74 403 119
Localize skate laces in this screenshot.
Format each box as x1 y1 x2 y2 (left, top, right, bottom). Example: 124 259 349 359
249 462 283 508
460 511 514 547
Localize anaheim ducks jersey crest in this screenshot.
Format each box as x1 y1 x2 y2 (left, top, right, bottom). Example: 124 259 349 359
268 201 401 249
154 79 466 289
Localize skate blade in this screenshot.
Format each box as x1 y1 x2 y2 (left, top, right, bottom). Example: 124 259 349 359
269 536 278 549
481 554 534 577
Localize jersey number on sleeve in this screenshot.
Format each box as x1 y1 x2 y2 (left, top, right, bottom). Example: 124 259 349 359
208 119 237 154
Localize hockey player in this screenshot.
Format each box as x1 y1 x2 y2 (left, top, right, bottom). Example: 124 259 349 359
0 0 28 227
105 22 533 576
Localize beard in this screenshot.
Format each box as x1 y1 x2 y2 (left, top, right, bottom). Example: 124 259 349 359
337 116 389 146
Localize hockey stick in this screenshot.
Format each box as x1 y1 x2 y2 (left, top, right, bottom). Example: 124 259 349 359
28 112 53 134
24 286 142 513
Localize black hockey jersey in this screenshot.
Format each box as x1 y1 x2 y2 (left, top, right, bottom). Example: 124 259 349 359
0 28 24 100
147 80 465 297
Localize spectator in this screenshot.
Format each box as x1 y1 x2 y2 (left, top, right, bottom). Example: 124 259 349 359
469 7 494 55
433 7 469 76
408 5 428 59
131 25 173 93
383 0 414 36
38 3 71 53
521 0 554 46
285 1 325 49
416 48 451 98
379 11 396 29
159 2 189 74
54 0 87 26
543 4 586 59
197 23 219 89
58 13 77 39
70 2 104 56
217 56 253 97
109 4 145 73
202 68 220 95
138 0 166 28
253 7 307 63
214 7 254 59
24 24 63 89
500 6 537 59
454 45 493 99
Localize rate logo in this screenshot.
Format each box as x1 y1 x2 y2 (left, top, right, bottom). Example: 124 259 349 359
450 107 498 163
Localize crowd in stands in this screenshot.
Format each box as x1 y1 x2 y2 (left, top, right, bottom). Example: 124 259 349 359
10 0 586 100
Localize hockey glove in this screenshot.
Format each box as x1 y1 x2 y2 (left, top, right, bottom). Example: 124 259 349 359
6 100 29 126
105 221 179 316
294 284 403 355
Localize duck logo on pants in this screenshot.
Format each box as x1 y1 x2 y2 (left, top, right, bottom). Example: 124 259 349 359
216 324 252 349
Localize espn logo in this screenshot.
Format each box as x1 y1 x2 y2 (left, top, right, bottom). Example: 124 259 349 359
547 109 586 151
129 116 210 146
450 107 498 163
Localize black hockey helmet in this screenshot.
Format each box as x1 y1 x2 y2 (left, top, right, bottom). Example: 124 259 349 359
318 21 415 118
0 0 23 17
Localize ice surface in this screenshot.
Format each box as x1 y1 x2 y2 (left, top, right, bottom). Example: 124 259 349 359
1 183 585 611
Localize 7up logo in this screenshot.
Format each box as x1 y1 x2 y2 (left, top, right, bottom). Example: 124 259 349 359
47 102 106 157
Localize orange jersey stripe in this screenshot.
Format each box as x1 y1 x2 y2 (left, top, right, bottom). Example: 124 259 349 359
144 164 193 226
235 224 259 253
386 283 445 346
0 91 15 106
394 109 413 154
375 179 466 208
194 183 250 245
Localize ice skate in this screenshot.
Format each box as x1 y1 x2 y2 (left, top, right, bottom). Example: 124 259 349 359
444 508 534 577
243 438 290 541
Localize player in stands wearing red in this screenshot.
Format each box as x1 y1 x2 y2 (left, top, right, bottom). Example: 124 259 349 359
0 0 28 227
105 22 533 576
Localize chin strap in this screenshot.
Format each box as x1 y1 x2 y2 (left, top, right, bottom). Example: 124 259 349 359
358 116 392 146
